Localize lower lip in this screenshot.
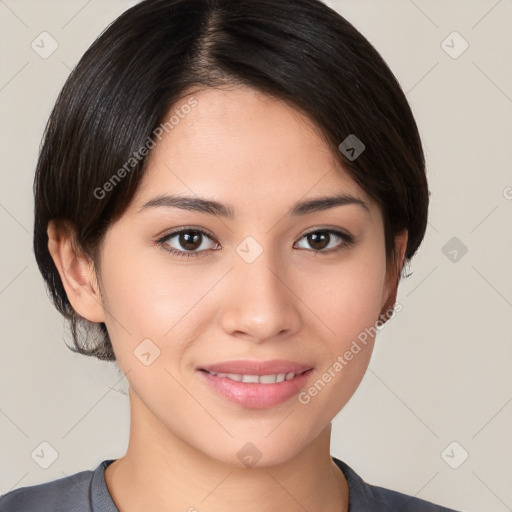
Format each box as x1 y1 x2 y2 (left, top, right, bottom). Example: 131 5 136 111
197 369 314 409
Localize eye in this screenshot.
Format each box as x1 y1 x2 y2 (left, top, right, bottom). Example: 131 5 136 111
156 228 219 258
156 227 355 259
294 229 354 254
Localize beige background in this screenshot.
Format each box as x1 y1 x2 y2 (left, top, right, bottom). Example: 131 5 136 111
1 1 511 511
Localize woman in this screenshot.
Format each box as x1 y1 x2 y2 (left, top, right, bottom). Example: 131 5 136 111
0 0 462 510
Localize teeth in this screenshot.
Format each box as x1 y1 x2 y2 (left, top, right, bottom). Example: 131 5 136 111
208 371 297 383
242 374 259 383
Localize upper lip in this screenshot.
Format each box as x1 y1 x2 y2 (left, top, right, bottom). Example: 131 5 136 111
198 359 313 376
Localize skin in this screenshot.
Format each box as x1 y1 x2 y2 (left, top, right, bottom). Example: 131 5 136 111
48 85 407 512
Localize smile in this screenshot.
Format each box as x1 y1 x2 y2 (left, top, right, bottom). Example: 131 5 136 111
203 370 305 384
197 367 315 409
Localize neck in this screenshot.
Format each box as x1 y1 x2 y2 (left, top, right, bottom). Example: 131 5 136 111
104 388 349 512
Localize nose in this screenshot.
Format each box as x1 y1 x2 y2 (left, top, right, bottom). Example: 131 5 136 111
217 244 302 343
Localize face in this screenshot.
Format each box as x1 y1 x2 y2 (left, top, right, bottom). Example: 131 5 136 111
92 86 399 467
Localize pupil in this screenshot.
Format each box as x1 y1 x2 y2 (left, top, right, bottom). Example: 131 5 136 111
309 231 329 250
181 231 201 250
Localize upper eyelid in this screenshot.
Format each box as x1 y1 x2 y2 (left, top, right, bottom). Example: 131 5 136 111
157 226 215 240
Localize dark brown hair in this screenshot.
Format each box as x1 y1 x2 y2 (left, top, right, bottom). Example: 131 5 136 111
33 0 429 361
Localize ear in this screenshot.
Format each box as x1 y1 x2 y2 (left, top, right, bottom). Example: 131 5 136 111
379 230 408 326
47 220 106 323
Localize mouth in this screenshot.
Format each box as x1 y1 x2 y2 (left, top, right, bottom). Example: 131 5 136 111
198 358 313 376
198 368 311 384
196 360 315 409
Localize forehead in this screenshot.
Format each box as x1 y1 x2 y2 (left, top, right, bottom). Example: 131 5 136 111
129 86 374 213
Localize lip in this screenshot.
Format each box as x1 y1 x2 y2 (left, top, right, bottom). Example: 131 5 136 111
196 359 315 409
198 359 313 376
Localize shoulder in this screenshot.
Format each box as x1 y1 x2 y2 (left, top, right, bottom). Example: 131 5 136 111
363 482 461 512
332 457 463 512
0 460 114 512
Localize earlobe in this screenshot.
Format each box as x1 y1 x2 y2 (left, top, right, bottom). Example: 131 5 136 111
379 230 408 326
47 220 106 323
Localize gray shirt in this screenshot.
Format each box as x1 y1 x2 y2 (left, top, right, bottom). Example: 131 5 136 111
0 457 462 511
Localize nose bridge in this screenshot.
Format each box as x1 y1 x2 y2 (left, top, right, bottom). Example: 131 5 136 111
218 237 300 341
239 248 284 303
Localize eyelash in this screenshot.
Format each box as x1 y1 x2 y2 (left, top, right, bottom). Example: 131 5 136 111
155 227 355 259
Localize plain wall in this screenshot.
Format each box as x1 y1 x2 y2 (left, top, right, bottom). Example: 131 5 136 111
0 1 511 511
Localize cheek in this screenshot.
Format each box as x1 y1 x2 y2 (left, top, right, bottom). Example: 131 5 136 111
296 248 387 406
295 299 383 433
97 243 212 355
301 250 388 345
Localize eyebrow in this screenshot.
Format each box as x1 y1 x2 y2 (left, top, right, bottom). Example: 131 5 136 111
138 193 369 217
